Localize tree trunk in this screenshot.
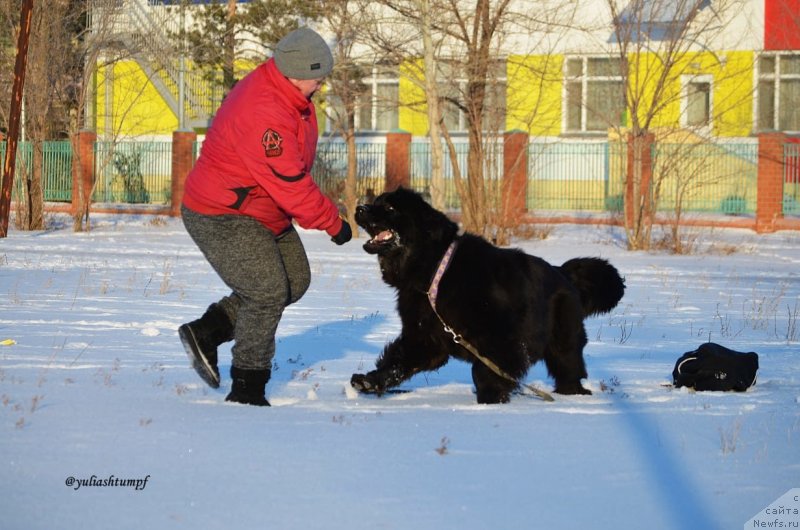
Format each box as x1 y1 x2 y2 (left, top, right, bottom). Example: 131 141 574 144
29 139 44 229
625 131 654 250
344 126 359 237
71 134 90 232
419 0 446 210
224 0 237 91
459 0 493 237
442 125 470 227
465 127 487 234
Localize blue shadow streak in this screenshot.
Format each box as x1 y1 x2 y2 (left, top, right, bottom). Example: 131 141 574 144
218 313 388 384
592 365 721 530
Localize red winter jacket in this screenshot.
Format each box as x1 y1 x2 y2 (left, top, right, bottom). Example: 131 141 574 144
183 58 342 237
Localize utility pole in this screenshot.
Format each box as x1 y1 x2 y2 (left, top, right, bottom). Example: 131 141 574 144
0 0 34 238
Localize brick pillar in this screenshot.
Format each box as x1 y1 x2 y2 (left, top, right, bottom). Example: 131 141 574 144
502 130 529 226
385 131 411 191
71 130 96 216
625 132 654 228
171 130 197 216
756 132 786 233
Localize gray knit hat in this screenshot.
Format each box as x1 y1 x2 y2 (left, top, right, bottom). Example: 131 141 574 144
273 27 333 80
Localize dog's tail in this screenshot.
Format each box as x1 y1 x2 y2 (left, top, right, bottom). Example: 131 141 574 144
558 258 625 317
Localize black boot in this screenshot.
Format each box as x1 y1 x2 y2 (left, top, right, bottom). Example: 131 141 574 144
225 366 271 406
179 303 234 388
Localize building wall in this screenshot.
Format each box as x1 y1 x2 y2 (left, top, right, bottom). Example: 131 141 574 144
98 50 759 139
626 50 754 137
98 0 788 140
97 61 178 138
765 0 800 50
506 55 563 136
713 51 756 137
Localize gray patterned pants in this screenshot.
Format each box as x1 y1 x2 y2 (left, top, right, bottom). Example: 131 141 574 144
181 205 310 370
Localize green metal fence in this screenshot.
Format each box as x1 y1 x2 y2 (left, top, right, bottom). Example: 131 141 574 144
409 141 507 210
409 141 468 209
1 142 29 203
653 142 759 215
93 141 173 205
784 143 800 216
312 141 386 204
43 141 73 201
525 140 758 215
0 138 796 220
2 141 74 203
527 142 626 212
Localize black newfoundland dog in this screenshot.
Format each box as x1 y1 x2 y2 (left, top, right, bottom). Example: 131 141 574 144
350 188 625 404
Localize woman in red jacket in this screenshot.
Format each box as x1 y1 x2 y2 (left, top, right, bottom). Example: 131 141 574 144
179 27 351 406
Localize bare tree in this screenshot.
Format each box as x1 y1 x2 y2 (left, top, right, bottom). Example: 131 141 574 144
372 0 512 234
181 0 322 93
365 0 577 240
319 0 371 236
607 0 749 249
361 0 450 210
417 0 448 211
16 0 73 230
0 0 84 230
0 0 140 232
0 0 18 130
69 1 160 231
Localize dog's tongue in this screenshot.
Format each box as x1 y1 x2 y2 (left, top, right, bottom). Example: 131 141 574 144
372 230 393 242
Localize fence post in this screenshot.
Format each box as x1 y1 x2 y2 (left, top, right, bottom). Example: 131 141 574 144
171 130 197 217
71 129 96 216
502 130 529 226
385 130 411 191
756 132 785 233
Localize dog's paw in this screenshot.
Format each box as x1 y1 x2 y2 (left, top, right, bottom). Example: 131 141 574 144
350 372 384 395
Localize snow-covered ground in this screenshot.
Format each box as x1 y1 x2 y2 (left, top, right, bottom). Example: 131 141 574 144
1 214 798 530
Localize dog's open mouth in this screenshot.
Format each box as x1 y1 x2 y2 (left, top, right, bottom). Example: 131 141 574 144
363 228 399 254
370 230 395 244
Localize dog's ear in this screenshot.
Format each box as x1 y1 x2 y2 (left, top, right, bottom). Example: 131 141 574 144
387 187 457 242
419 199 458 242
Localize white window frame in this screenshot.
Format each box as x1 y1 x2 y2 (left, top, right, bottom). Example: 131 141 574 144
356 66 399 132
756 52 800 133
680 74 713 132
442 78 468 133
563 56 625 134
440 60 507 133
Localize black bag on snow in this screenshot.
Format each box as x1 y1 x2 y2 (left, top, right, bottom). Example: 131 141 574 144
672 342 759 392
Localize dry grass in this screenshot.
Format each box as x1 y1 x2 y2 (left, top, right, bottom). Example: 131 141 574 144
513 223 555 241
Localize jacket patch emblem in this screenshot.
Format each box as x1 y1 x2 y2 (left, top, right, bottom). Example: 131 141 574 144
261 129 283 157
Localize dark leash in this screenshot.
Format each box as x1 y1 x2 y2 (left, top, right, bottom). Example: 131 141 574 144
426 239 555 403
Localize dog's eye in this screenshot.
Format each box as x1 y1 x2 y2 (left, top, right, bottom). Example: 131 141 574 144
384 203 395 212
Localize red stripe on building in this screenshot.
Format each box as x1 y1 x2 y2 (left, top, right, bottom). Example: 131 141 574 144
765 0 800 50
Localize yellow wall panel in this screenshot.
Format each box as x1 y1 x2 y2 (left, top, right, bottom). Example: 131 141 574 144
713 51 754 137
100 52 756 139
108 61 178 137
95 64 108 134
625 50 754 136
399 59 430 136
507 55 563 136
